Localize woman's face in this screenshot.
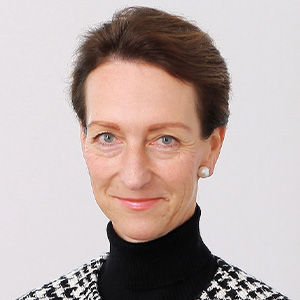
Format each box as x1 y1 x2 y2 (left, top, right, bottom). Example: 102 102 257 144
82 60 223 242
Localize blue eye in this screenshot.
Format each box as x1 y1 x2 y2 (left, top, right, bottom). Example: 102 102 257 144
97 132 115 144
161 135 173 144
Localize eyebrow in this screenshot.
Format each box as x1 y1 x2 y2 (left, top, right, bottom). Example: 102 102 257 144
88 121 121 130
87 121 192 132
148 122 192 132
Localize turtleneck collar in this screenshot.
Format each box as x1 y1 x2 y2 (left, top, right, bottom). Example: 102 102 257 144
98 204 217 300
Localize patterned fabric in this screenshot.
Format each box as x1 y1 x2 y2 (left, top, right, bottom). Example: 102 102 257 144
17 254 289 300
197 258 288 300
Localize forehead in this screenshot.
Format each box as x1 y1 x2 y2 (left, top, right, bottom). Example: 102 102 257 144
84 60 200 133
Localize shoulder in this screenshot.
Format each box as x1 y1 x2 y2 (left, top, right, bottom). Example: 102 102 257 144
16 254 108 300
199 256 289 300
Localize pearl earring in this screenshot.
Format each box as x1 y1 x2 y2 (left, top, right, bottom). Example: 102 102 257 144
198 166 210 178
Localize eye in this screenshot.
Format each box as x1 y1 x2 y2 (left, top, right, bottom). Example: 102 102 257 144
96 132 118 146
161 135 174 145
154 135 179 149
101 132 115 143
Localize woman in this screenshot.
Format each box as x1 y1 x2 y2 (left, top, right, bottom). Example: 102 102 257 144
18 6 289 300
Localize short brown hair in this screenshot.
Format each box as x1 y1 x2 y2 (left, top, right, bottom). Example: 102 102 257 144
71 6 230 138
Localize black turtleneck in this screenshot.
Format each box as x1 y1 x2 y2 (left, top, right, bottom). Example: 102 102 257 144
97 205 218 300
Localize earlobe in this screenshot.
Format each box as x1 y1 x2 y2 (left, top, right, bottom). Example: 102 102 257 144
198 166 210 178
201 126 226 177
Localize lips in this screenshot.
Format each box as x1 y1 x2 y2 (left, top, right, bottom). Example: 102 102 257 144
114 196 163 211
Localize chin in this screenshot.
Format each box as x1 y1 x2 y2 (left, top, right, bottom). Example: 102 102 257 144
113 218 166 243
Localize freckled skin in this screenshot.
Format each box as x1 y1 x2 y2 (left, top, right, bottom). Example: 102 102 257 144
81 60 224 243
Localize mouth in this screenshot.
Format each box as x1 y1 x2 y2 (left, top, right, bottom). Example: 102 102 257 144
113 196 163 211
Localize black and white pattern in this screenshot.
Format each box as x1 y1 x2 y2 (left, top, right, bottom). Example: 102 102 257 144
17 254 289 300
198 258 288 300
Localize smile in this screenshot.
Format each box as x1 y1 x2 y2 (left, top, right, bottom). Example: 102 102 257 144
114 196 163 211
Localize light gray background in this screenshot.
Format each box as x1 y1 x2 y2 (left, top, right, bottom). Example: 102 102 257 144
1 1 299 299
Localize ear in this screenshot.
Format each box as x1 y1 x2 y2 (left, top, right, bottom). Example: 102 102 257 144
202 126 226 176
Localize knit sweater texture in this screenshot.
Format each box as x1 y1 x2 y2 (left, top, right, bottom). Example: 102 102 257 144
17 206 289 300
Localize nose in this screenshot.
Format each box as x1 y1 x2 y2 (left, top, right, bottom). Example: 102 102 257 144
119 144 152 190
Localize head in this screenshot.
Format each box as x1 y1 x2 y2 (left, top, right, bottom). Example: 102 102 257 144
71 7 230 242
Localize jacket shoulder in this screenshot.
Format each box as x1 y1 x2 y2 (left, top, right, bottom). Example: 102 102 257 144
199 256 289 300
16 254 108 300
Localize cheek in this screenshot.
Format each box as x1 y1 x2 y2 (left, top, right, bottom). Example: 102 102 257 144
155 153 200 189
84 152 115 214
84 150 116 187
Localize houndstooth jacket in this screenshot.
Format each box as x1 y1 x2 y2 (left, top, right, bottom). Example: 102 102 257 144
17 254 289 300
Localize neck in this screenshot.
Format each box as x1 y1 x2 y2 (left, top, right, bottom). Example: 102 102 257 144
98 204 217 300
